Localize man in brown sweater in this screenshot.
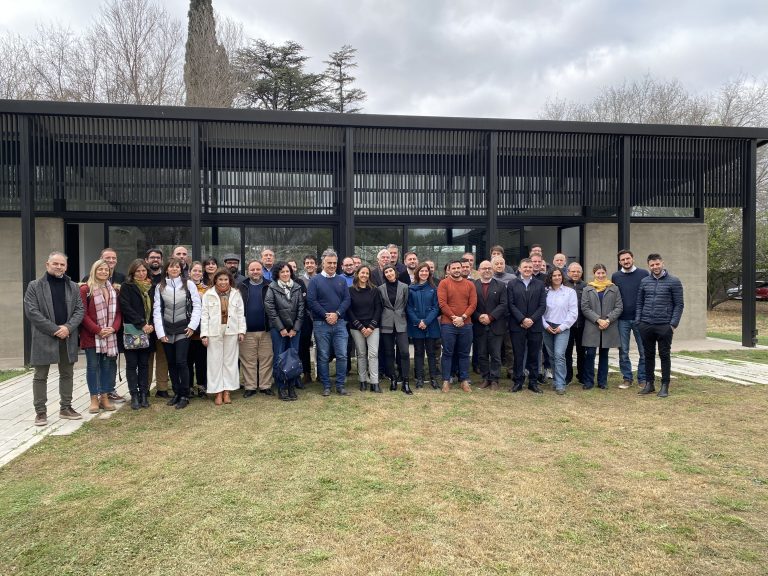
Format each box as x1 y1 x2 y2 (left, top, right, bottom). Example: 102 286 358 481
437 260 478 393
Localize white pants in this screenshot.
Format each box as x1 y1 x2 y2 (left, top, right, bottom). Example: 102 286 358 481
206 328 241 393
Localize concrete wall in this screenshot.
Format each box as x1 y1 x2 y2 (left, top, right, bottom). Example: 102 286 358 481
584 223 707 341
3 218 65 369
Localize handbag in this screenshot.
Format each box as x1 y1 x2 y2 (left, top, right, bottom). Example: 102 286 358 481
277 346 303 382
123 323 150 350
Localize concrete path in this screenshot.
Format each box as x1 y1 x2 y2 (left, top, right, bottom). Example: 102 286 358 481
1 337 765 469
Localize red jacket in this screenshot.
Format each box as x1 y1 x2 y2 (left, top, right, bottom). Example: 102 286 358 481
79 284 122 349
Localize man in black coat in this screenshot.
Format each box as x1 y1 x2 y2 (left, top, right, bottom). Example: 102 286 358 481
564 262 587 386
507 258 547 393
472 261 508 390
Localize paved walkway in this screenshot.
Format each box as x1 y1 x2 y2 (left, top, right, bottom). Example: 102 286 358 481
1 338 766 468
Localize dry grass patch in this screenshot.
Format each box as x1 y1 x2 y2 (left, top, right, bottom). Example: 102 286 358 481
1 374 767 575
708 300 768 344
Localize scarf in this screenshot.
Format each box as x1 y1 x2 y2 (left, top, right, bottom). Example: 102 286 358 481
217 288 230 325
588 278 613 293
134 279 152 323
278 279 293 298
93 281 118 357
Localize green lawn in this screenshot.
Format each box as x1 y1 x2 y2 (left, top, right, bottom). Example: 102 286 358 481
0 369 28 384
1 373 767 576
707 331 768 346
679 348 768 364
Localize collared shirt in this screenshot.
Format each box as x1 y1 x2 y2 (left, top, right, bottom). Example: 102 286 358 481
542 285 578 330
621 265 638 274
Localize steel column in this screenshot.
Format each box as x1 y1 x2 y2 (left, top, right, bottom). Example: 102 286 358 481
342 127 355 258
742 139 757 347
618 136 631 251
20 116 35 365
487 132 498 249
190 122 201 260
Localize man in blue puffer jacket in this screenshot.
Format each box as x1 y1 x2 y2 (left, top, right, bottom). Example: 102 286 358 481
635 253 684 398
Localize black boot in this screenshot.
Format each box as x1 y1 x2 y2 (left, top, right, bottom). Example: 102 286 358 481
389 377 398 392
360 380 366 392
430 378 439 390
370 381 382 393
288 380 298 401
638 381 656 395
167 394 180 406
139 387 150 408
278 386 290 401
657 382 669 398
415 379 424 389
130 393 140 410
401 379 413 395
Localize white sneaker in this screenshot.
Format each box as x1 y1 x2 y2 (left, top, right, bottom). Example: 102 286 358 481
546 369 554 379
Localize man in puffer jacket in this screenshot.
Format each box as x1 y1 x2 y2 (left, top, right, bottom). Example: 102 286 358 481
635 253 684 398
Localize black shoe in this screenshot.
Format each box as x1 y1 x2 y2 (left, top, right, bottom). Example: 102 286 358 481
322 388 331 397
402 380 413 395
389 377 398 392
536 373 545 384
295 381 305 390
175 397 189 409
259 388 275 396
278 387 290 401
130 395 140 410
510 382 524 393
167 394 180 406
528 383 543 394
430 378 439 390
139 391 150 408
288 382 298 400
598 384 607 390
197 388 206 399
371 382 382 393
657 383 669 398
360 380 366 392
638 382 656 395
582 384 594 390
415 379 424 389
337 386 349 396
243 390 258 398
155 390 170 398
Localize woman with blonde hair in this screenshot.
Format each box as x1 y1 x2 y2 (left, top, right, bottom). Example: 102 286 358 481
80 259 122 413
201 268 246 405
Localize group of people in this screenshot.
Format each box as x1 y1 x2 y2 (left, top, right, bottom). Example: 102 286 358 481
24 242 684 425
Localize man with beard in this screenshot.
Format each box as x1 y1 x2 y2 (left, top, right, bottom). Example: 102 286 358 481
223 253 247 287
145 248 170 397
564 262 587 386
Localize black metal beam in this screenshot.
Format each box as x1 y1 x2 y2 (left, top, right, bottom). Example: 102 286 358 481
342 127 355 258
618 136 631 251
487 132 499 249
742 139 757 347
190 122 201 260
20 116 34 365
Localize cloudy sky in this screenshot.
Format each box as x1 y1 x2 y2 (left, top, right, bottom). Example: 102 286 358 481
2 0 767 119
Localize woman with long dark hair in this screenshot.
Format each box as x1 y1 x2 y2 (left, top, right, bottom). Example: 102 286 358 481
152 257 201 409
202 257 218 288
407 263 440 389
348 265 382 392
264 261 305 401
378 265 412 394
541 268 578 395
119 258 155 409
80 259 122 413
201 268 245 405
581 263 624 390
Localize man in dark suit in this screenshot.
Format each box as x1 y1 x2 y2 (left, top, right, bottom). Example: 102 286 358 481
507 258 547 393
472 261 508 390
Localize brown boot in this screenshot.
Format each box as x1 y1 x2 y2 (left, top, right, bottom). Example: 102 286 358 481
223 390 232 404
99 394 116 411
88 395 101 414
214 392 223 406
460 380 472 393
441 380 451 393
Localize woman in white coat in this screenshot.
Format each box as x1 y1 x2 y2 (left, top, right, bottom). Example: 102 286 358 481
201 268 246 405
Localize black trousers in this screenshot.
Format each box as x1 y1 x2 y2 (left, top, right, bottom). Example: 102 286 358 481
475 328 504 381
381 331 410 382
510 330 543 386
639 322 674 385
565 324 585 384
163 337 191 397
187 338 207 390
299 316 314 376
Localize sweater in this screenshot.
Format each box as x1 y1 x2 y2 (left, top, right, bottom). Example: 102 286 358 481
307 274 351 321
611 267 649 320
437 278 477 325
347 286 382 330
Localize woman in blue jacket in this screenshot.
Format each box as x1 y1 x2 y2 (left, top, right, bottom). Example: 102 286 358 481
407 263 441 389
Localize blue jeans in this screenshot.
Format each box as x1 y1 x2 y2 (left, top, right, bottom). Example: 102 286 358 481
440 324 473 382
270 329 301 388
84 348 117 396
314 319 348 390
543 328 570 391
584 347 609 389
618 319 646 383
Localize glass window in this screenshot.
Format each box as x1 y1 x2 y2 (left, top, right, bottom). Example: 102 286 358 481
108 225 192 275
243 226 334 272
201 226 241 265
407 227 485 278
354 227 403 266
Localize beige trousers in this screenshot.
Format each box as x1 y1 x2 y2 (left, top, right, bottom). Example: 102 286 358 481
239 331 273 390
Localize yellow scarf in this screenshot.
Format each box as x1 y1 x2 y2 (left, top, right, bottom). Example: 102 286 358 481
588 278 613 293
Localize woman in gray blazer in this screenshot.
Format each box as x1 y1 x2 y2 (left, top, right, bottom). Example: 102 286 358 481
581 263 624 389
378 265 412 394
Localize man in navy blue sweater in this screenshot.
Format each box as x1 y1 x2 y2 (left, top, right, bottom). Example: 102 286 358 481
307 249 351 396
636 253 684 398
612 249 649 389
